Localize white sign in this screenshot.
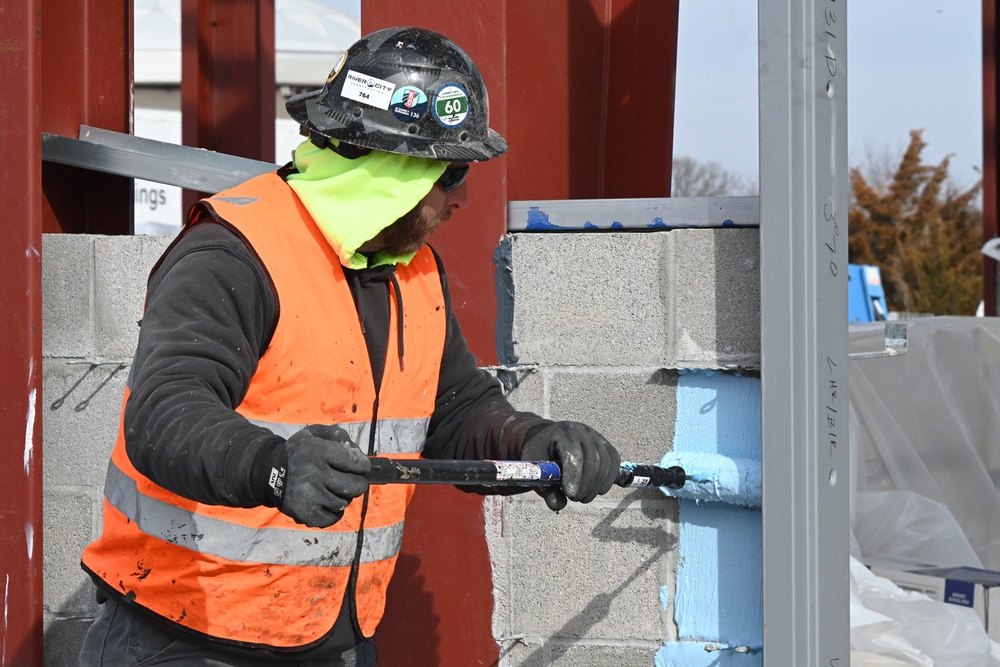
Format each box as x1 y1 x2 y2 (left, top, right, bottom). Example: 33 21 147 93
340 69 395 110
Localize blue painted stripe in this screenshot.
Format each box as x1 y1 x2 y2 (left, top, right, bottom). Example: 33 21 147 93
667 370 763 654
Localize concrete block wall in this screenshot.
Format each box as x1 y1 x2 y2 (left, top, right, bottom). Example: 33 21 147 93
41 234 173 665
490 229 760 665
39 227 760 666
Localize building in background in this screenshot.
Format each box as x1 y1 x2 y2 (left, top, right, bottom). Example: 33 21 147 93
132 0 360 235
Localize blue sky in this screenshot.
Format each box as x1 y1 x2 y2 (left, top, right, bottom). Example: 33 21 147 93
673 0 983 190
319 0 983 190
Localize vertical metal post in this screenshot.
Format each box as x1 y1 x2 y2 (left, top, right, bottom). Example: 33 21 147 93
0 0 43 664
758 0 849 664
984 0 998 315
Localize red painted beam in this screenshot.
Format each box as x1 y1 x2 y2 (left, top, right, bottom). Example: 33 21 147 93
40 0 133 234
181 0 276 212
0 0 43 663
181 0 276 159
506 0 678 201
984 0 997 315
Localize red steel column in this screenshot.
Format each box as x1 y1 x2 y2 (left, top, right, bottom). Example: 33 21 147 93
0 0 43 664
984 0 997 315
40 0 133 234
181 0 276 161
506 0 679 200
181 0 275 213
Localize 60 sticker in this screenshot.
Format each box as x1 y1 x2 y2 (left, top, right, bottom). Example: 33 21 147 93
433 83 470 128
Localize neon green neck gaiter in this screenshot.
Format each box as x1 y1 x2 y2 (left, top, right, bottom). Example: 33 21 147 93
285 138 448 269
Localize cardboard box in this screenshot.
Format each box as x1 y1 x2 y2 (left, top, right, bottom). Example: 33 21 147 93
869 564 1000 641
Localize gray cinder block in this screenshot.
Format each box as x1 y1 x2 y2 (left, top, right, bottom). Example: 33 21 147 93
669 229 760 368
498 367 547 417
550 642 658 666
546 368 679 484
42 235 95 358
502 496 678 642
507 229 760 370
93 235 171 359
42 359 126 488
508 233 670 367
43 488 98 617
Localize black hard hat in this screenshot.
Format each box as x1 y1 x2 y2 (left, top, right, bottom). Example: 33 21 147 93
286 26 507 162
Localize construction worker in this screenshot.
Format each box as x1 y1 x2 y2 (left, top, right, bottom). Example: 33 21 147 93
79 26 620 667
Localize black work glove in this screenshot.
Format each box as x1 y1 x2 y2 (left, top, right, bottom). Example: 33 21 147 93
520 421 621 511
256 424 371 528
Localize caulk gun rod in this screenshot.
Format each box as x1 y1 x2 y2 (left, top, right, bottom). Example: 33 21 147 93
367 458 686 490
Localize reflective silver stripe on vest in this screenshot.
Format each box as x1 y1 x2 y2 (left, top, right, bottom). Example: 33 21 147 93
246 417 429 456
104 462 403 567
213 197 259 205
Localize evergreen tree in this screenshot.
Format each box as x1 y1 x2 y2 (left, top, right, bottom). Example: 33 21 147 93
848 130 983 315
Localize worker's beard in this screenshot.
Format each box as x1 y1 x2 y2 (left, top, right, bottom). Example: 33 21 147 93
379 206 453 255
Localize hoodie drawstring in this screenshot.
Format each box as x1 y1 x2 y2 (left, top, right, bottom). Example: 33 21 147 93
389 273 405 371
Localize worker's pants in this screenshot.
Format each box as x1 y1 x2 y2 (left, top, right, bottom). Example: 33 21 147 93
79 598 376 667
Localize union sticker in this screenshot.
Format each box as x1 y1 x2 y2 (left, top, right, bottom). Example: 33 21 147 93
340 69 396 110
390 85 429 123
325 53 347 84
432 83 470 128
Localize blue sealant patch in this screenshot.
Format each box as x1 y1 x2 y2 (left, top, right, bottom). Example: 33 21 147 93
659 586 671 612
656 641 761 667
525 207 558 230
649 217 667 228
659 370 762 664
521 210 662 231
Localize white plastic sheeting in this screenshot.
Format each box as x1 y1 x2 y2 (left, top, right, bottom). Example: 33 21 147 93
849 317 1000 665
850 317 1000 569
850 556 996 666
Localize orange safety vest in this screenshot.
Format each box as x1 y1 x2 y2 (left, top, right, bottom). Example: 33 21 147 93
81 173 446 649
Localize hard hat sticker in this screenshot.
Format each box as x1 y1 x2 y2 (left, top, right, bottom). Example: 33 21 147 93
390 86 429 123
325 53 347 84
433 83 470 128
341 70 396 111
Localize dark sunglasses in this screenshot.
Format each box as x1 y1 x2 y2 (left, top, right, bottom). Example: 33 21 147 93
436 163 470 192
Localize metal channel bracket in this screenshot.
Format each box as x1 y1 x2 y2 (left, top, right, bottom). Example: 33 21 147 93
41 125 277 194
848 322 908 361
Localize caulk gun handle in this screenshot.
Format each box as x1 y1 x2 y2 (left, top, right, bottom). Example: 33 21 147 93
366 458 687 490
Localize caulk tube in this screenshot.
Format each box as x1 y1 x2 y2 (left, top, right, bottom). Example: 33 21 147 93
657 451 761 508
367 458 686 489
